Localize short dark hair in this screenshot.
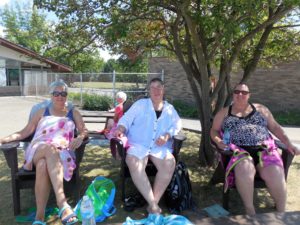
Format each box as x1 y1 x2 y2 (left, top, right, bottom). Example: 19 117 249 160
149 77 164 86
234 83 250 91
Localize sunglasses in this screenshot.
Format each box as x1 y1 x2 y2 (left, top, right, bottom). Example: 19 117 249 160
52 91 68 97
233 90 249 95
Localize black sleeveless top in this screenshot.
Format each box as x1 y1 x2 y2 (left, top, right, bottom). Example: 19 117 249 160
222 103 270 146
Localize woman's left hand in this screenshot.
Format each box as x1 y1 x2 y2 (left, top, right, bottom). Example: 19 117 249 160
288 143 300 155
69 137 83 150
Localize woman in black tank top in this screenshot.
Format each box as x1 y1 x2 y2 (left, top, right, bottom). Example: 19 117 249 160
210 83 299 215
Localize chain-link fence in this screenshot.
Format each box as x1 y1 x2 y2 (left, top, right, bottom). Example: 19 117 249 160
23 71 163 106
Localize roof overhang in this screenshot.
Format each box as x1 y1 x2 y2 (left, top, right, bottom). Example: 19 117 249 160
0 38 72 72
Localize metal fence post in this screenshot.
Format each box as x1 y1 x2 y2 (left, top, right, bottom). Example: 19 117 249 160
161 69 164 81
35 67 37 98
113 70 116 106
80 72 83 106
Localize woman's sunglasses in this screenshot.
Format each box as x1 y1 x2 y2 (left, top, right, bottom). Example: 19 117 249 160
233 90 249 95
52 91 68 97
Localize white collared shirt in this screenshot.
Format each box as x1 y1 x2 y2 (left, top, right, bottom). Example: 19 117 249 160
118 98 182 159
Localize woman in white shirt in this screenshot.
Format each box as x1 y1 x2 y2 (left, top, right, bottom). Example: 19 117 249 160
114 77 182 214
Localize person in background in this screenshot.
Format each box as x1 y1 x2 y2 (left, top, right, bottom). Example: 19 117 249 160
104 91 127 140
0 80 88 225
210 83 299 215
114 77 182 214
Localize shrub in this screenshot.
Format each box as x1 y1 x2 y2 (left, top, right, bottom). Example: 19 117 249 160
172 100 198 118
82 93 113 110
68 92 113 111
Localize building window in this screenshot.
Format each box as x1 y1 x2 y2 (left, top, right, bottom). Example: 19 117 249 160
6 69 19 86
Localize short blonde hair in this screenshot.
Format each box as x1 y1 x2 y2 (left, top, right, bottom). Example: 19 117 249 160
116 91 127 101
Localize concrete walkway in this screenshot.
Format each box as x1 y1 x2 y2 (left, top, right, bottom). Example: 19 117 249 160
0 96 299 147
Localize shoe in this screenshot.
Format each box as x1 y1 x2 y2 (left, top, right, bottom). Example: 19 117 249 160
124 193 146 212
32 221 46 225
124 196 136 212
58 204 78 225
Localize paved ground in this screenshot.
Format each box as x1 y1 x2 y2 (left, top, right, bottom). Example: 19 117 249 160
0 96 299 147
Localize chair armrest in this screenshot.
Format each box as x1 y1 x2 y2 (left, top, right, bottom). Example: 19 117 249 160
173 134 186 161
274 140 294 179
0 142 20 171
110 138 126 160
0 141 20 151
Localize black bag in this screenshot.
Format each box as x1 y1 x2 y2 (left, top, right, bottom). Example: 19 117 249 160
165 161 194 213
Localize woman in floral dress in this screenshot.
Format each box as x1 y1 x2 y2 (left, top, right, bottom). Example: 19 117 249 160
0 80 88 225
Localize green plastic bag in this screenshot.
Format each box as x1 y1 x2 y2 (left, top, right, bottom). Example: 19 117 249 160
74 176 116 222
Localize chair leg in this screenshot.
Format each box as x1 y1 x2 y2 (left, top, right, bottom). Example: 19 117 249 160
75 171 80 201
12 179 21 215
121 174 126 201
223 188 230 210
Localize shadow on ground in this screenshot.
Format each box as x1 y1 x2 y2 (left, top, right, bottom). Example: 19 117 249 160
0 131 299 224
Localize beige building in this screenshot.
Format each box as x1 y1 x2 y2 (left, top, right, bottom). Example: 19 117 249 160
149 57 300 112
0 38 71 96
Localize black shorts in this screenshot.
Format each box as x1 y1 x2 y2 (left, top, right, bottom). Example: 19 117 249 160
238 146 263 166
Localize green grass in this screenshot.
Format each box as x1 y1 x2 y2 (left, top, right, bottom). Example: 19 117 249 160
0 131 299 224
273 111 300 126
72 82 146 89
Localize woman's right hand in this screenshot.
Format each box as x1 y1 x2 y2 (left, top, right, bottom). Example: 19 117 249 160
217 141 230 151
114 126 125 138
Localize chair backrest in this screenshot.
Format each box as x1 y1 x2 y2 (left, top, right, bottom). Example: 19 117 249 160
123 95 148 114
29 100 74 120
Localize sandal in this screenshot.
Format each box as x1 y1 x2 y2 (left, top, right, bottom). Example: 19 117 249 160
32 221 46 225
58 204 78 225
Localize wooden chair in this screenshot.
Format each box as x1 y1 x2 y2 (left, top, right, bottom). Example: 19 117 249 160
0 102 88 215
0 137 88 215
210 139 294 210
110 134 186 201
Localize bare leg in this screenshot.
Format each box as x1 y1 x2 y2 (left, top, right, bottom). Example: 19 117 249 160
33 158 51 221
258 165 286 212
150 153 175 205
32 144 76 223
106 118 114 130
234 158 256 215
125 155 160 213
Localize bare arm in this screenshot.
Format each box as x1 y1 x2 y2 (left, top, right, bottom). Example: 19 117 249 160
210 107 228 150
69 109 88 150
256 104 299 155
0 109 42 145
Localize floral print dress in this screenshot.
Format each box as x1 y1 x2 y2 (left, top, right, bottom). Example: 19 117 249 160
23 110 76 181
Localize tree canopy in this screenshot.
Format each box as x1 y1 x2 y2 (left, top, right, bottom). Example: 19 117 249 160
0 1 106 72
34 0 300 165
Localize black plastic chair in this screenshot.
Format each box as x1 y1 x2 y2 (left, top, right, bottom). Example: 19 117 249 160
110 134 186 201
0 136 88 215
0 101 88 216
210 139 294 210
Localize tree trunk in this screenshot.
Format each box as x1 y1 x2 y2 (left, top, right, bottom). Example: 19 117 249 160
198 107 214 166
